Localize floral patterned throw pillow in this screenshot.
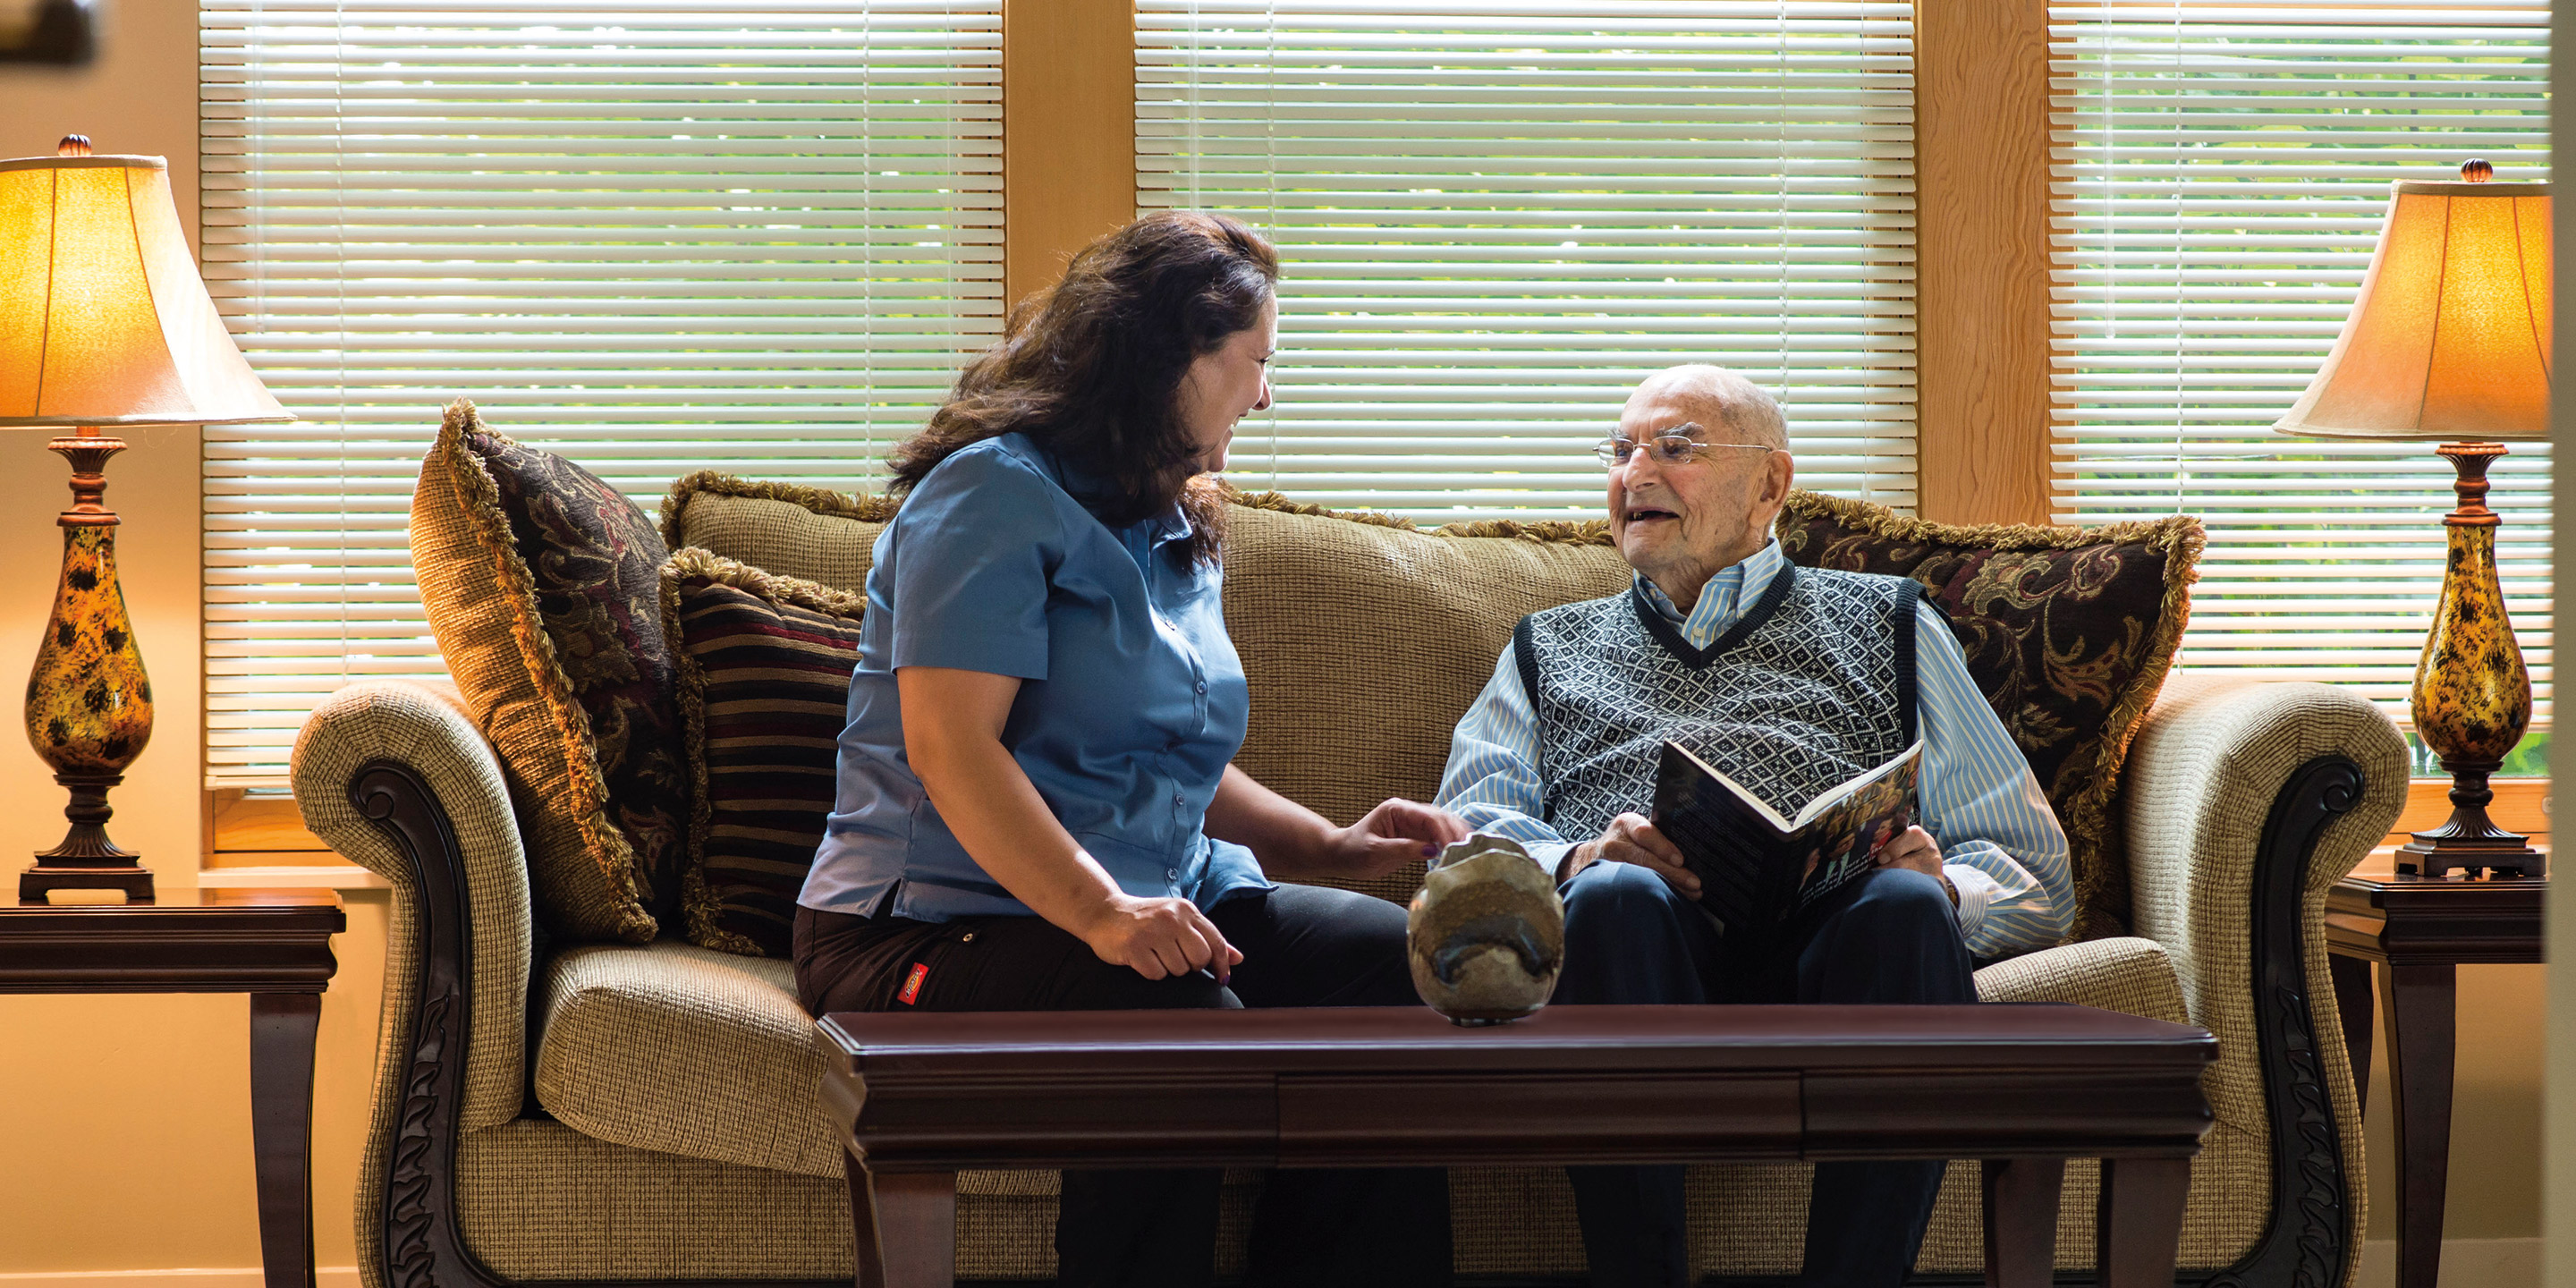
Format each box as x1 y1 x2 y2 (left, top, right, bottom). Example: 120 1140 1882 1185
411 400 688 944
1775 491 2203 939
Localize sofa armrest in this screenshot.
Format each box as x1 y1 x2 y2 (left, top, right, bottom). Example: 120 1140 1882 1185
292 678 534 1288
2119 674 2405 1284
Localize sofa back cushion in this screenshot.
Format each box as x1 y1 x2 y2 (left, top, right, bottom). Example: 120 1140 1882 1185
660 471 894 585
411 401 688 944
662 550 870 957
1774 490 2202 937
657 473 1630 919
652 472 2199 936
1219 496 1633 903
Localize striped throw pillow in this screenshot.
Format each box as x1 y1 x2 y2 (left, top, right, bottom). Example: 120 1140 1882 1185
660 548 867 957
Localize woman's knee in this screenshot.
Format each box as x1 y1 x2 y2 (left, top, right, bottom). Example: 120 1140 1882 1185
1250 882 1409 941
1220 884 1415 1009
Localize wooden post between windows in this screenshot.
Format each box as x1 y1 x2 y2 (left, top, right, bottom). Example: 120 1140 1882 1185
1003 0 1136 310
1911 0 2054 528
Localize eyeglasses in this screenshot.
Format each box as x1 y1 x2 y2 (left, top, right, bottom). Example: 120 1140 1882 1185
1593 424 1777 469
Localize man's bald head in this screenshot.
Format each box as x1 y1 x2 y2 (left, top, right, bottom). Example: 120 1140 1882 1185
1608 365 1796 614
1627 364 1788 451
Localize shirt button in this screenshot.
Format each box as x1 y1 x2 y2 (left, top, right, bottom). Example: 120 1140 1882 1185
1194 681 1208 695
1165 869 1181 881
1174 792 1185 807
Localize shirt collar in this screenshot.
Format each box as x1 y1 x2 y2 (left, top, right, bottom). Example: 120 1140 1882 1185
1018 434 1193 545
1633 538 1785 648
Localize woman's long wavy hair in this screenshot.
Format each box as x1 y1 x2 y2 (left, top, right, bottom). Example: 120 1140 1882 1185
889 211 1280 564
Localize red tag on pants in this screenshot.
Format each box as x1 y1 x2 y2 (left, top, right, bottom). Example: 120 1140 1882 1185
897 962 928 1005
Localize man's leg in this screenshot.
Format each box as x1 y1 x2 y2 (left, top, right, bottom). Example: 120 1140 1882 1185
1212 885 1453 1288
1552 861 1725 1288
794 907 1233 1288
1785 869 1975 1288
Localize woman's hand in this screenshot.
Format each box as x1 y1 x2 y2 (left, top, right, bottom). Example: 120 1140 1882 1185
1205 767 1467 882
1321 798 1472 880
902 666 1237 980
1075 894 1241 982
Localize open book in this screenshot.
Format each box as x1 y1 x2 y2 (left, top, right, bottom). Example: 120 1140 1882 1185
1648 739 1923 936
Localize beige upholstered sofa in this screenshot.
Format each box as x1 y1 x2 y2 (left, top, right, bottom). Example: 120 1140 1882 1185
296 464 2406 1288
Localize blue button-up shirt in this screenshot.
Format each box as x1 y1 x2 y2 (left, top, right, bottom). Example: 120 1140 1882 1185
799 432 1272 922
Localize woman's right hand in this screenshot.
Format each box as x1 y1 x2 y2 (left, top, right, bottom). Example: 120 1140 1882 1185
1078 894 1242 982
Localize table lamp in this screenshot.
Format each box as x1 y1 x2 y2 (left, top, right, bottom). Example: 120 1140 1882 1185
2275 158 2549 878
1 135 289 902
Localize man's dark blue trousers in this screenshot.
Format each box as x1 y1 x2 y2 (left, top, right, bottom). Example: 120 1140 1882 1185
1554 860 1977 1288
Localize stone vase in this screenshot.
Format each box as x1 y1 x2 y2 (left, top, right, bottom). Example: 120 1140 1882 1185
1405 834 1565 1025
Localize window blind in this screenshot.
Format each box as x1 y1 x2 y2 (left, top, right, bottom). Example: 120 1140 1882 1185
198 1 1003 787
1135 1 1919 521
2049 1 2551 743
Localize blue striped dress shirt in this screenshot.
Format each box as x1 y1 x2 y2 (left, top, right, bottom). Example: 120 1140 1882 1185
1434 538 2073 959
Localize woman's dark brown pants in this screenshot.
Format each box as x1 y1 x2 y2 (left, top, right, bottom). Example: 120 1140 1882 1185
796 884 1453 1288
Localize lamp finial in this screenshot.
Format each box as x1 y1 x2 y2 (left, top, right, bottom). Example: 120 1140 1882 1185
54 134 90 157
2461 157 2494 182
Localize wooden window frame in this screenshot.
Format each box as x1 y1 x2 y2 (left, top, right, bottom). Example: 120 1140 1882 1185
1912 0 2054 528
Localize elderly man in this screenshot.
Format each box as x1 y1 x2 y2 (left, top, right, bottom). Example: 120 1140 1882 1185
1435 365 2072 1288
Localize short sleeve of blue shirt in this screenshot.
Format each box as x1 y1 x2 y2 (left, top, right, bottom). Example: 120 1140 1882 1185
885 444 1060 680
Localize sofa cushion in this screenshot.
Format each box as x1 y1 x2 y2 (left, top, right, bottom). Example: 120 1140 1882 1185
661 470 894 588
1221 496 1635 904
1775 491 2203 938
662 549 869 957
1969 935 2189 1021
411 400 688 943
655 473 1635 911
533 940 841 1177
648 474 2199 930
531 941 1065 1213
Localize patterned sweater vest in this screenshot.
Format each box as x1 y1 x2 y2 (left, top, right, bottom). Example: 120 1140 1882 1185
1514 564 1924 844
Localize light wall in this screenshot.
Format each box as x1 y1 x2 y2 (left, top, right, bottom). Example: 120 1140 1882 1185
2360 965 2546 1243
0 1 2551 1276
0 2 387 1275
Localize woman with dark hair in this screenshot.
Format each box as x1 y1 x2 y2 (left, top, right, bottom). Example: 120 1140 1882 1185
793 211 1461 1286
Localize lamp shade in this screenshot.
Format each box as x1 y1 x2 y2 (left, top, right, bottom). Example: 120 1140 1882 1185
2274 176 2550 441
0 147 287 428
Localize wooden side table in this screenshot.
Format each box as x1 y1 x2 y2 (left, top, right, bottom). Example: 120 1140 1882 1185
2326 868 2544 1288
0 889 344 1288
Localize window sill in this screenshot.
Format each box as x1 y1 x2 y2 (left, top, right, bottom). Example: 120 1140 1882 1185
197 864 387 891
2401 776 2548 837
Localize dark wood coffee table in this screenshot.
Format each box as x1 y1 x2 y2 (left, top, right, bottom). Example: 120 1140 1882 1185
818 1003 2216 1288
